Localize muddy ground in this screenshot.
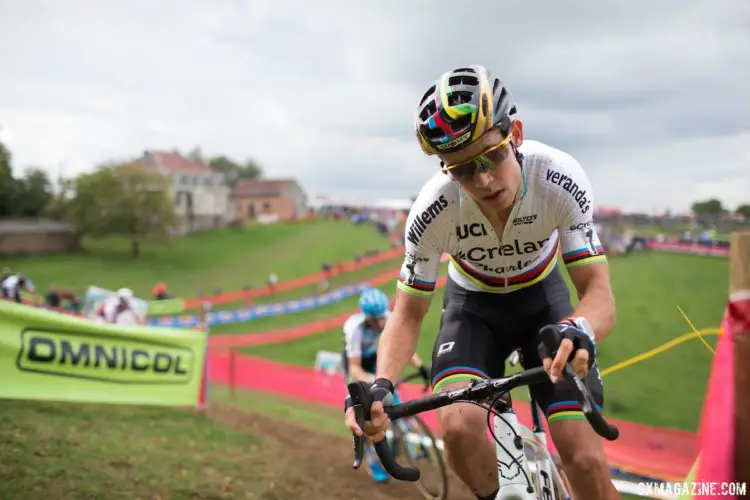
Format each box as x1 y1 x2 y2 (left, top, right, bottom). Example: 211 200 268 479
209 403 477 500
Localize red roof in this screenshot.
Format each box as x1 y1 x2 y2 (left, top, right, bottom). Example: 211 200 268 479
232 178 296 198
141 151 214 174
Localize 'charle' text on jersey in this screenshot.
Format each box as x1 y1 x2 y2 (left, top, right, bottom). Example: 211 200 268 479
396 140 607 295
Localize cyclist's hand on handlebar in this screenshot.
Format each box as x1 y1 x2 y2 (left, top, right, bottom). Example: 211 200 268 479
344 378 394 443
538 320 596 383
345 401 390 442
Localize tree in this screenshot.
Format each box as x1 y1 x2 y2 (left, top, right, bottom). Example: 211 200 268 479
65 162 176 257
16 168 53 217
691 198 727 216
0 141 16 216
187 146 205 164
209 155 263 186
737 204 750 218
0 141 57 218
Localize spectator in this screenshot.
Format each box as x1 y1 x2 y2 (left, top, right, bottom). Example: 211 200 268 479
152 282 170 300
58 289 81 313
45 283 61 308
96 288 144 325
1 267 11 300
2 273 36 304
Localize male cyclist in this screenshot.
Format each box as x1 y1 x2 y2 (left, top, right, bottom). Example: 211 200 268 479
345 66 619 499
342 287 430 483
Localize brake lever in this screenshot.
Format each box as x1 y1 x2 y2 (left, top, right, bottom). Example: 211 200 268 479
352 404 365 469
347 382 372 470
539 324 619 441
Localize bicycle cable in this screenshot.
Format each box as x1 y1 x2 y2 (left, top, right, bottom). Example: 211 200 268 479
449 387 535 494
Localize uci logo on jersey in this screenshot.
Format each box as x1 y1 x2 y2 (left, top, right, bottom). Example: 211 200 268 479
455 223 488 240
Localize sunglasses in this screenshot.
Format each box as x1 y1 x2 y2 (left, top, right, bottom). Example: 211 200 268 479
439 133 512 181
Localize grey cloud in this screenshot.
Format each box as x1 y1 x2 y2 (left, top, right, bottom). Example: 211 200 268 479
1 0 748 211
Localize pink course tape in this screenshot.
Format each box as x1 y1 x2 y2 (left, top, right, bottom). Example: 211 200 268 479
694 317 735 499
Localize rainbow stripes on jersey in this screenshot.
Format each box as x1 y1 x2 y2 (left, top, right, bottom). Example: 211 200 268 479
431 366 488 393
449 240 560 292
397 273 436 298
546 400 603 424
562 245 607 269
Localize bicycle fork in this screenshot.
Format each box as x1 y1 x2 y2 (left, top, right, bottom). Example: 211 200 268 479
530 400 569 500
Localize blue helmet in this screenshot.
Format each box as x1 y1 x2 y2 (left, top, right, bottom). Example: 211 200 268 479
359 288 389 318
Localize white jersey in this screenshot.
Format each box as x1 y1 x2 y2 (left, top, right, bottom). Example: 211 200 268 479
2 275 34 296
343 311 392 358
397 140 607 297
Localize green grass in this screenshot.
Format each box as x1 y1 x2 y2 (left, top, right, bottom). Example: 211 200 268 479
3 220 391 299
210 262 450 335
242 252 727 432
209 282 391 334
0 388 641 499
0 399 268 499
208 253 403 312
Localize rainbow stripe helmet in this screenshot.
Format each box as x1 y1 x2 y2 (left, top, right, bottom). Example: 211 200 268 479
414 65 517 156
359 288 389 318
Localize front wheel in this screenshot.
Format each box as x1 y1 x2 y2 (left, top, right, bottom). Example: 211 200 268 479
519 426 571 499
391 414 448 500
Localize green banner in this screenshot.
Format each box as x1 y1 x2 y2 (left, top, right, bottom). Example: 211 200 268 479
146 297 186 316
0 300 206 406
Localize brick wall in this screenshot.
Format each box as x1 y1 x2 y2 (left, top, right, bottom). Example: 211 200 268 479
0 232 81 256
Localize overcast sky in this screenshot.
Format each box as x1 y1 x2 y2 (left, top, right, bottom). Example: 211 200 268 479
1 0 749 213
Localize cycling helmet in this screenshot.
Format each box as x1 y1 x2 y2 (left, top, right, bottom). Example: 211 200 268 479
414 65 517 156
359 288 389 318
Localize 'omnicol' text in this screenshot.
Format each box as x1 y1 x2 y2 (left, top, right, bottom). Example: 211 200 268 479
18 329 194 384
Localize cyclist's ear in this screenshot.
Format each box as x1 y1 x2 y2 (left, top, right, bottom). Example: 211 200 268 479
511 119 524 146
439 160 449 175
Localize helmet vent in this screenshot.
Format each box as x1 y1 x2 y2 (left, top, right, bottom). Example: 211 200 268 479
447 90 473 107
452 67 475 73
420 101 437 121
419 84 436 106
448 75 479 87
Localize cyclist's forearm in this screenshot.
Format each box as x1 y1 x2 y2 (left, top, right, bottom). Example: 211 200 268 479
409 352 424 367
375 318 421 383
350 365 375 383
572 283 616 341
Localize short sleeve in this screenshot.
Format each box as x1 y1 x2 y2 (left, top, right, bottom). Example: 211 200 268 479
343 315 363 357
396 197 447 298
552 158 608 269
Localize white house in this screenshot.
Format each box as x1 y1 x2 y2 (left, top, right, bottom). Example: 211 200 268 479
139 150 233 235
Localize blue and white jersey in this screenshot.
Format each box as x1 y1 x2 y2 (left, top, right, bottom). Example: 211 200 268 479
343 311 392 359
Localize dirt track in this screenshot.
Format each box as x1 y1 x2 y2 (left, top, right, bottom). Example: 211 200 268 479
209 403 476 499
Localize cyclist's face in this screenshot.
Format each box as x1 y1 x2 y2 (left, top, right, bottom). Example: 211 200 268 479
439 121 524 212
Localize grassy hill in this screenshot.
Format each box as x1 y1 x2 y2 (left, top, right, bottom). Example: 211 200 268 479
3 220 391 300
